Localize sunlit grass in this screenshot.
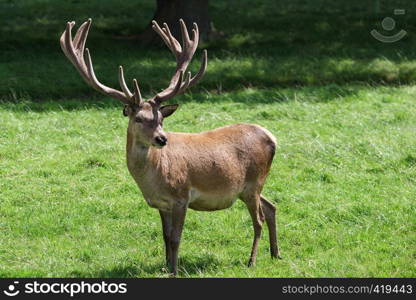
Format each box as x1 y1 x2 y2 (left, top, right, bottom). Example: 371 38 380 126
1 86 415 277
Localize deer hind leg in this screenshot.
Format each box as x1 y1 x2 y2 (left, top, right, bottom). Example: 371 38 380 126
241 191 265 267
260 195 281 259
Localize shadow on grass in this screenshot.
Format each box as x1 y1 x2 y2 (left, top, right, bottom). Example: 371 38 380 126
2 1 416 101
77 254 221 277
0 83 362 112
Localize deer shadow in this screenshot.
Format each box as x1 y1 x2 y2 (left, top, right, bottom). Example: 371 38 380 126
78 254 222 278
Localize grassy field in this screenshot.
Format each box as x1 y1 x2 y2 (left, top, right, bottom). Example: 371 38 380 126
0 0 415 277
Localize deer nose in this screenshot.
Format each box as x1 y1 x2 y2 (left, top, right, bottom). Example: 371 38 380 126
155 135 167 146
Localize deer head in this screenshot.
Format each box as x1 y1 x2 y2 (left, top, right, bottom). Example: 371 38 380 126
60 19 207 148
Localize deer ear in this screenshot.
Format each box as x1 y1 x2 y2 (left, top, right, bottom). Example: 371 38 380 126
160 104 179 118
123 104 133 117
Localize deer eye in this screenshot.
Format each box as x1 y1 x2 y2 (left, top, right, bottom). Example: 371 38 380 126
135 117 143 123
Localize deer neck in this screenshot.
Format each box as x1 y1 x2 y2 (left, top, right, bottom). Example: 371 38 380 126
126 130 161 179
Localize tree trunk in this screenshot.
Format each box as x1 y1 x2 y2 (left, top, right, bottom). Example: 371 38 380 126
140 0 212 45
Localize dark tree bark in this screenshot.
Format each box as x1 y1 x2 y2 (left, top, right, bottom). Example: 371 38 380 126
140 0 212 45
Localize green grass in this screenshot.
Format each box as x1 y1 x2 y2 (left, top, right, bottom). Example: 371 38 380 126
1 86 415 277
0 0 415 277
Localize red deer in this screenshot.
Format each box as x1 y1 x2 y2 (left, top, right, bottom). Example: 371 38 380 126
60 18 280 275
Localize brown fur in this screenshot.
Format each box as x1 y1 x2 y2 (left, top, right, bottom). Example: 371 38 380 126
126 121 281 274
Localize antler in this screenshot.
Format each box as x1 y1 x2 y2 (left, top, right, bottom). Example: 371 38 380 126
151 19 207 105
60 19 143 105
60 19 207 107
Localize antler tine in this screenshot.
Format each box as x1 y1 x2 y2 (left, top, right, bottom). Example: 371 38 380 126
119 66 134 99
177 49 207 93
179 19 191 52
188 49 207 88
73 19 91 51
152 21 174 53
178 71 192 93
150 20 207 105
59 22 70 56
61 22 77 68
162 22 182 54
61 21 93 86
191 22 199 53
132 79 143 105
60 19 136 105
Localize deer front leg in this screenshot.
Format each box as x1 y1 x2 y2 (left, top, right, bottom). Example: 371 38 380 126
159 210 173 266
169 201 188 276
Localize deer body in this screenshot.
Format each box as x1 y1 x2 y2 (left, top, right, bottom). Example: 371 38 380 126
61 18 281 276
126 123 276 213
